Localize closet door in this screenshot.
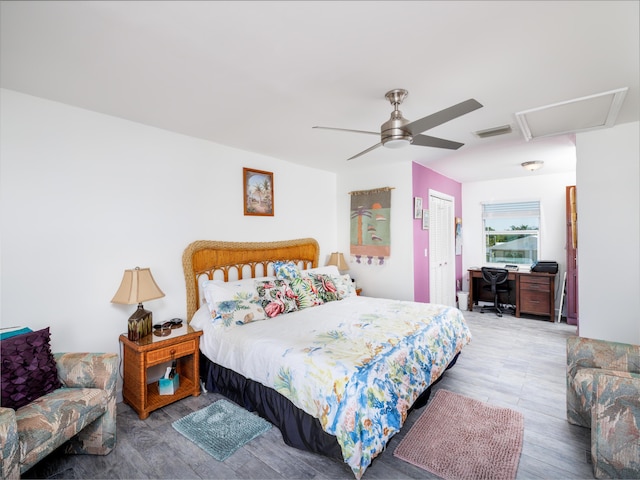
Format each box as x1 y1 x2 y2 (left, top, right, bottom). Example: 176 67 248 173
429 191 455 306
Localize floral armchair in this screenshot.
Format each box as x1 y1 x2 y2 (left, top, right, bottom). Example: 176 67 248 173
566 336 640 479
0 352 118 478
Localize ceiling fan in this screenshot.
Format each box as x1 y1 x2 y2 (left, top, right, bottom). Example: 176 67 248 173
313 89 483 161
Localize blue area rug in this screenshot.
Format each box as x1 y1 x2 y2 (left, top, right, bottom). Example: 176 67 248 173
172 399 272 461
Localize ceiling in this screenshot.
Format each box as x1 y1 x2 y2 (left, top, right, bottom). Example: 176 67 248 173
1 1 638 182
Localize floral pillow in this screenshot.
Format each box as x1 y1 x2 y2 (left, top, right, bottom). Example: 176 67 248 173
307 273 340 303
289 276 324 310
273 261 301 281
255 279 299 318
333 274 357 299
202 280 266 327
198 276 274 307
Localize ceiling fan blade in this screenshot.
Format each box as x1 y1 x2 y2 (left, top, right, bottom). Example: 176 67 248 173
406 99 483 135
313 126 379 136
411 134 464 150
347 143 382 161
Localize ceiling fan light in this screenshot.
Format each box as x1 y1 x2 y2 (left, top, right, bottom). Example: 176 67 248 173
381 109 412 148
383 138 411 149
521 160 544 172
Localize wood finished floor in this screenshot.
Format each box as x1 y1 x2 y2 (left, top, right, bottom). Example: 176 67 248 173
24 310 594 480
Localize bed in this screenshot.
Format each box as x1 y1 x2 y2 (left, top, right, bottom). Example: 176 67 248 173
182 238 472 478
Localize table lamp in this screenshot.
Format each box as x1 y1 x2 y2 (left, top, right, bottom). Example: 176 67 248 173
111 267 165 341
326 252 349 273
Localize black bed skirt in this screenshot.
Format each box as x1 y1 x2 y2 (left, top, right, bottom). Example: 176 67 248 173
200 352 459 462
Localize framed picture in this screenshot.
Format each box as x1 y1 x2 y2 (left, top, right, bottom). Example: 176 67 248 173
243 167 274 216
422 209 430 230
414 197 423 218
455 217 462 255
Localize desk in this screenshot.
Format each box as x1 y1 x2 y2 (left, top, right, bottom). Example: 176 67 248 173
467 269 556 322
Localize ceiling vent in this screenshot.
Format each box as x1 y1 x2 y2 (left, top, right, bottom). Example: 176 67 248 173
515 87 628 141
474 124 513 138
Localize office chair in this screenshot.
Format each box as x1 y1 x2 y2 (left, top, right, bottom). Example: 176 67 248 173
480 267 511 317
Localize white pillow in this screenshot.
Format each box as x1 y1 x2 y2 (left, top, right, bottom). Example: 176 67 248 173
202 279 268 326
224 276 276 290
198 275 275 306
190 303 213 331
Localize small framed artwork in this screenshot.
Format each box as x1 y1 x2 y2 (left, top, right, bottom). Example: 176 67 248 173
243 167 274 216
455 217 462 255
422 209 430 230
414 197 423 218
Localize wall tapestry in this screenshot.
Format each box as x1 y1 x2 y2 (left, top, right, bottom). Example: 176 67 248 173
349 187 392 265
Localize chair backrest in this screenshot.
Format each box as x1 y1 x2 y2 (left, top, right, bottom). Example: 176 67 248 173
481 267 510 294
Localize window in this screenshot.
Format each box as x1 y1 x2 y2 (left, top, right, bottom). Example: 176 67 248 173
482 201 540 265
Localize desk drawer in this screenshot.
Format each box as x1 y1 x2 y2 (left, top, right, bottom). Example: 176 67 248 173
520 290 551 315
520 275 550 292
146 340 196 366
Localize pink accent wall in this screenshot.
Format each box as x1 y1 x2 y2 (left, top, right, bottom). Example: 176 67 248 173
412 162 463 303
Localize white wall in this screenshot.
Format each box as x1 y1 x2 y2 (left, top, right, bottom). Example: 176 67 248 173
576 122 640 344
0 89 337 355
336 161 414 300
461 171 577 314
3 88 636 359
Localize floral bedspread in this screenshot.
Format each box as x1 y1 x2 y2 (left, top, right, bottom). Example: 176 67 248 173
197 296 472 478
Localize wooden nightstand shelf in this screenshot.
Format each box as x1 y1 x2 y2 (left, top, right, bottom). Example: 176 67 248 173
119 325 203 419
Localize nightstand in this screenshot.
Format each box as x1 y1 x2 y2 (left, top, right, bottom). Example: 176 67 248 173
119 325 203 419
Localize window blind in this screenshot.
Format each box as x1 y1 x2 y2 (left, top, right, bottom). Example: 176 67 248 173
482 201 540 218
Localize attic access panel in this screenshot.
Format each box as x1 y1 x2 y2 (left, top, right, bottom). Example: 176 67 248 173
515 87 628 141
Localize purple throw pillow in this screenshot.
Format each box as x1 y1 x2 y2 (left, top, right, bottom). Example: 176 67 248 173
1 327 62 410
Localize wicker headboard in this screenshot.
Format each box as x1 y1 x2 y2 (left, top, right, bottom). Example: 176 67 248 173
182 238 320 321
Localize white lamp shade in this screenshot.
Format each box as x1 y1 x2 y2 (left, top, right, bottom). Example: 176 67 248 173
326 252 349 271
111 267 165 305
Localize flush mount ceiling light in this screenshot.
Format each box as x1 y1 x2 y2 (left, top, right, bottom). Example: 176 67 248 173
521 161 544 172
515 87 628 141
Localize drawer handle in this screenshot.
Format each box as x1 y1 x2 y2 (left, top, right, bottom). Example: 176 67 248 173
170 349 176 356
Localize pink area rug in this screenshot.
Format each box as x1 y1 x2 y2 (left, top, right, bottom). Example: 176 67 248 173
394 389 524 480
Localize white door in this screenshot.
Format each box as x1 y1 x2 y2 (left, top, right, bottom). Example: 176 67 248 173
429 190 456 306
